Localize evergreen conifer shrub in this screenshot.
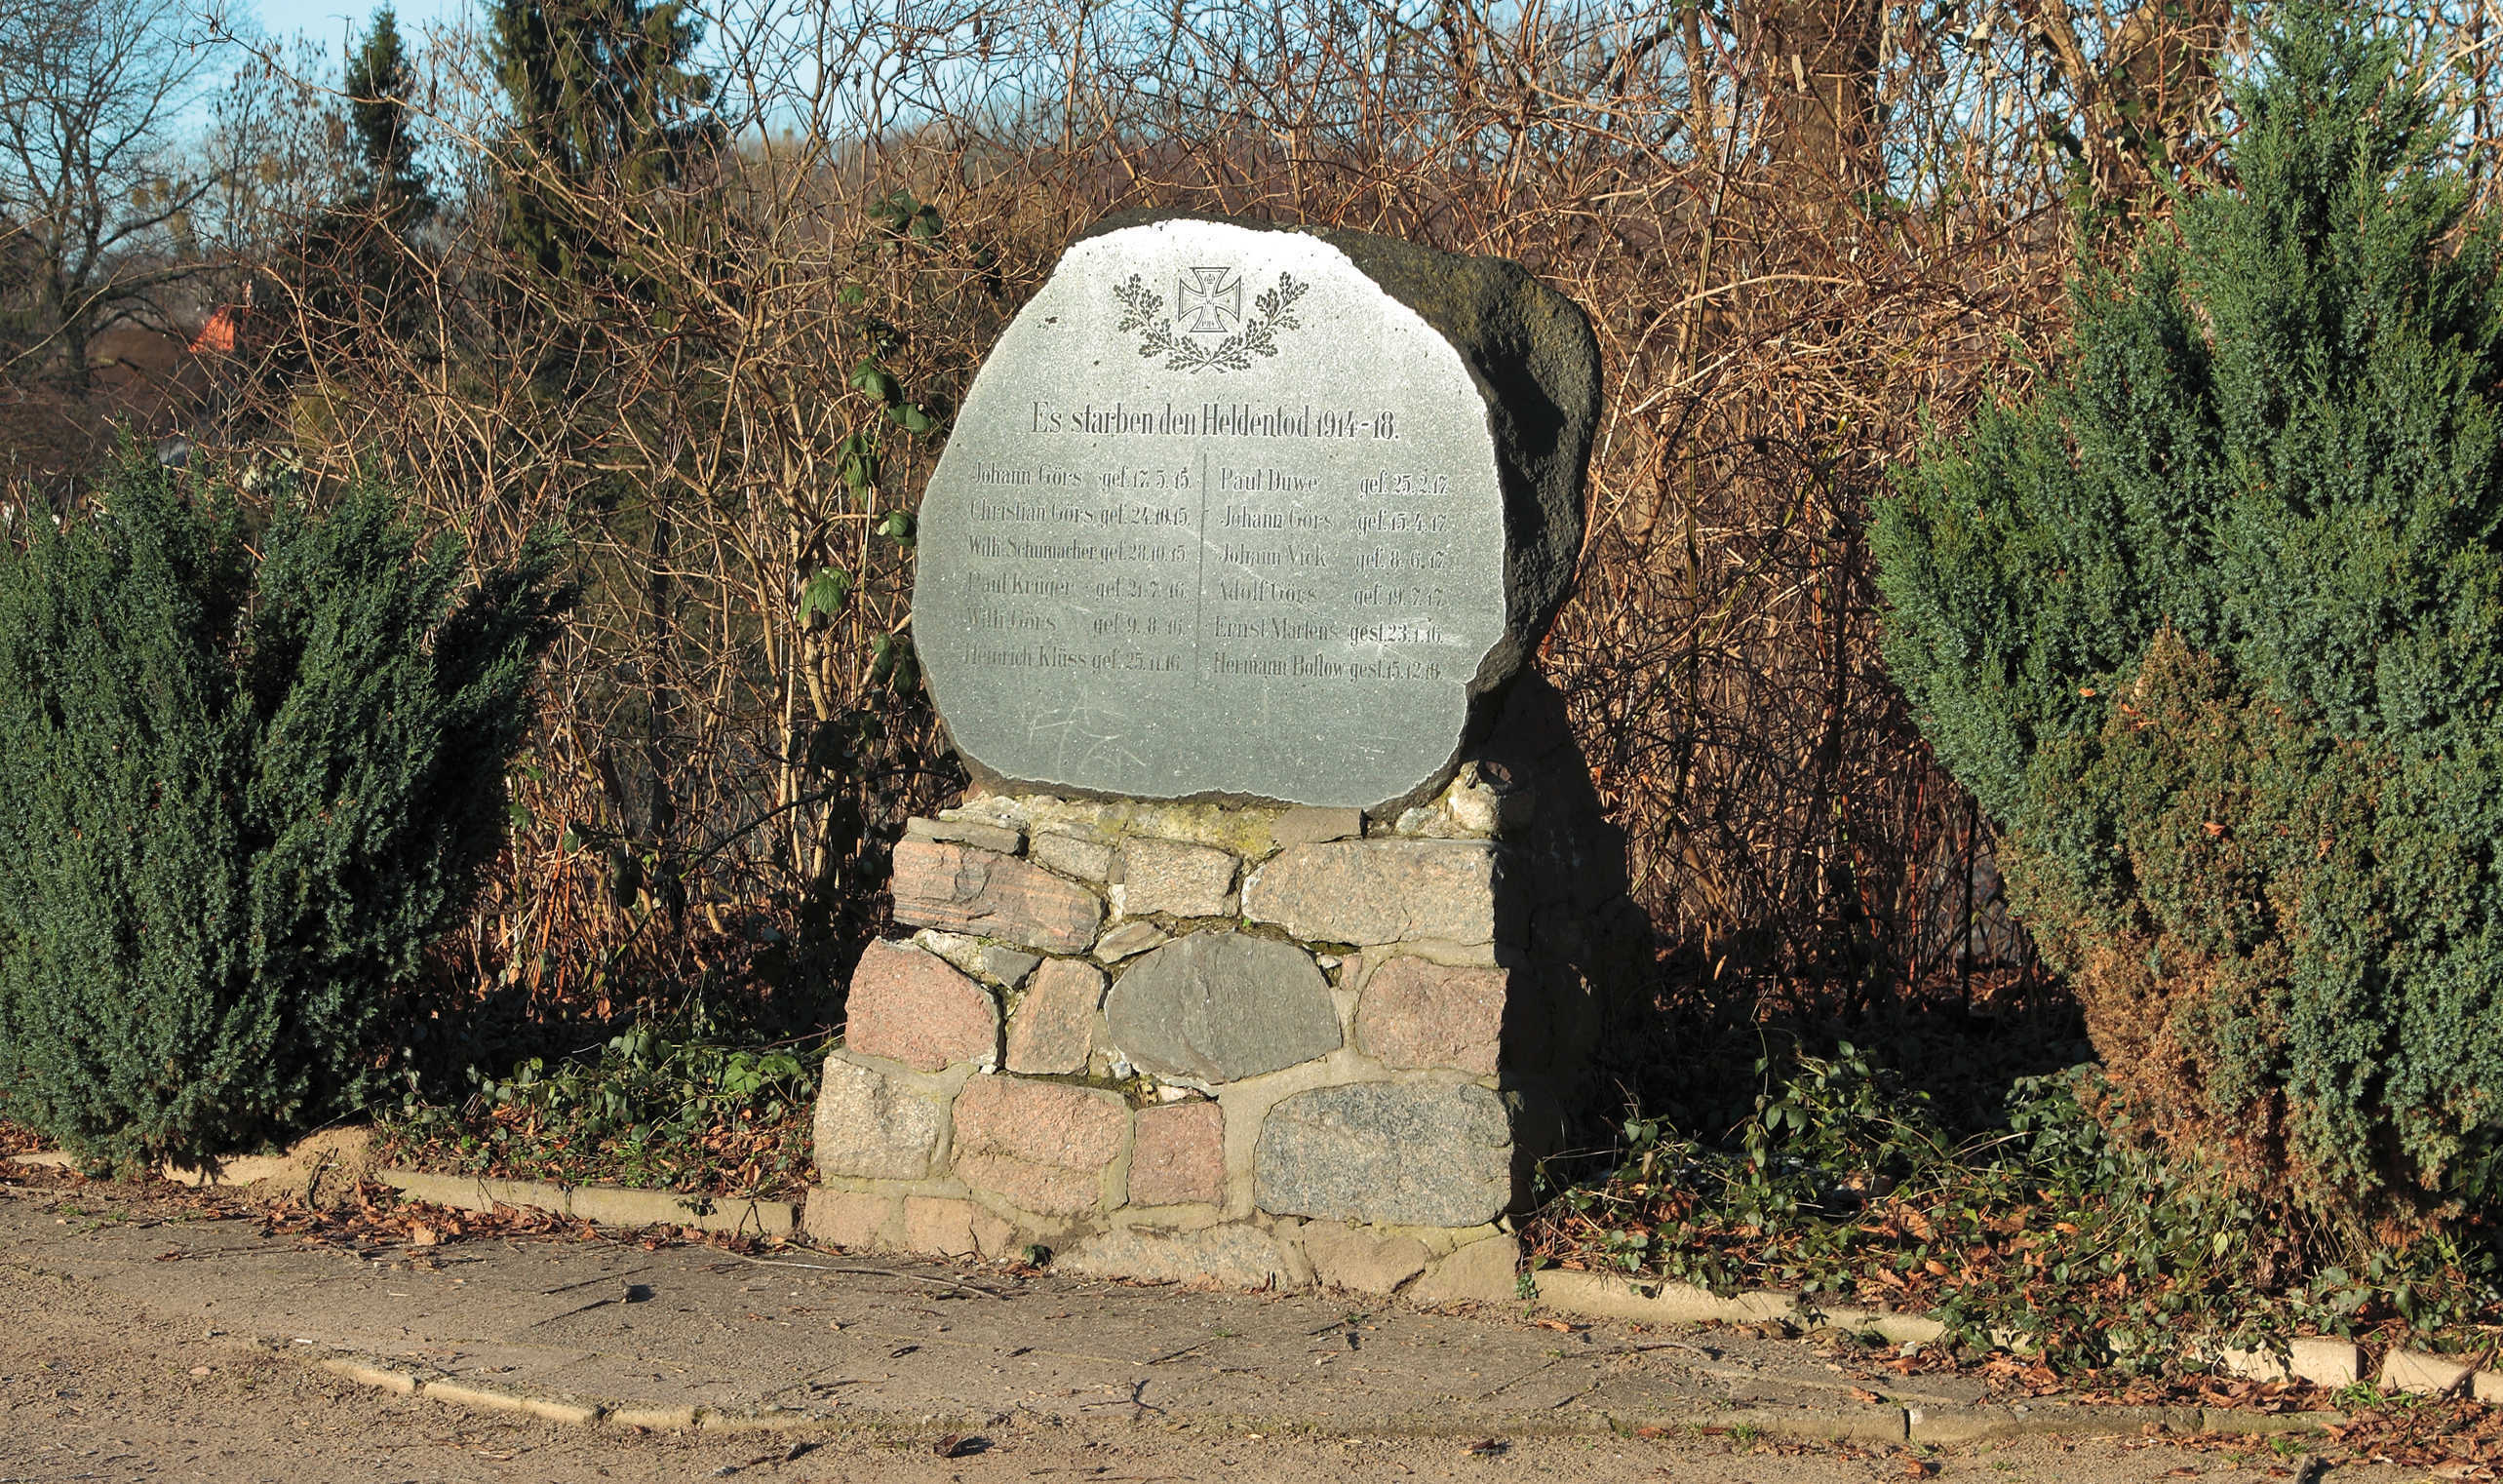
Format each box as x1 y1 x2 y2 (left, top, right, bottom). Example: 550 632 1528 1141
0 457 568 1165
1874 9 2503 1221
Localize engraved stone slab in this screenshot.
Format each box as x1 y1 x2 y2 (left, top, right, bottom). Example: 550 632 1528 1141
915 213 1598 811
1062 1224 1309 1289
1299 1223 1432 1295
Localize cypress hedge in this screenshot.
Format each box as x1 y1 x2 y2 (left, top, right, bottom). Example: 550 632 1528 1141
0 456 568 1165
1875 9 2503 1221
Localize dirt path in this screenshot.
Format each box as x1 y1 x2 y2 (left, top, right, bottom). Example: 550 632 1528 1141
0 1173 2403 1484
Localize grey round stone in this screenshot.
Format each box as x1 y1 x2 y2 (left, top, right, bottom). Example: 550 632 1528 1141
1104 931 1341 1085
1253 1081 1515 1229
913 212 1598 813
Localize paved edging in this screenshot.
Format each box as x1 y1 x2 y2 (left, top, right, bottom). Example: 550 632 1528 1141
1524 1268 2499 1404
1529 1269 1949 1346
6 1152 799 1238
313 1352 832 1432
374 1167 799 1238
301 1340 2343 1444
0 1150 2464 1425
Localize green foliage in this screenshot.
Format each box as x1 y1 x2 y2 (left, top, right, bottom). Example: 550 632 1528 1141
0 454 569 1166
343 6 432 229
1872 7 2503 1218
379 1022 821 1198
270 6 437 377
1537 1044 2503 1372
489 0 719 284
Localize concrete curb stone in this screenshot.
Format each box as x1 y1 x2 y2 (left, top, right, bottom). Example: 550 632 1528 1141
302 1333 2345 1446
0 1150 2431 1441
317 1356 422 1395
375 1167 799 1237
1906 1404 2200 1445
422 1378 608 1425
1685 1404 1907 1443
607 1404 703 1431
8 1152 802 1238
2382 1347 2476 1397
1530 1269 1943 1343
2288 1338 2366 1387
1526 1267 2399 1400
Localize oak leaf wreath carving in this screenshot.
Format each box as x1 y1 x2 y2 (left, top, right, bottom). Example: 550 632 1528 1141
1113 271 1308 372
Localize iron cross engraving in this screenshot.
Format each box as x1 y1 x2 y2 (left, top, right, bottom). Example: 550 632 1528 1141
1177 266 1243 333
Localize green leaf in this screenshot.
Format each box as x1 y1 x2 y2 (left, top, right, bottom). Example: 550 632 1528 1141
885 402 936 434
837 432 880 497
849 359 902 405
799 566 852 625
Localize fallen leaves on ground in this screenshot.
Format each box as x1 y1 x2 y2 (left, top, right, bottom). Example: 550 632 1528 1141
372 1102 814 1203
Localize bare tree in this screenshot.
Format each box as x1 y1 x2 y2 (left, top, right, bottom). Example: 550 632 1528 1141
0 0 216 390
1746 0 1884 190
2023 0 2235 203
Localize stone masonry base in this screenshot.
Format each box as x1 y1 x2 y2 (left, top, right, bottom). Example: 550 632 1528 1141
804 763 1614 1300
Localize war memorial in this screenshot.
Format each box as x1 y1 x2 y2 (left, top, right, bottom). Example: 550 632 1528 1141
805 213 1643 1297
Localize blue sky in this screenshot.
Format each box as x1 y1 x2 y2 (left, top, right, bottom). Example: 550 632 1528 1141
244 0 477 51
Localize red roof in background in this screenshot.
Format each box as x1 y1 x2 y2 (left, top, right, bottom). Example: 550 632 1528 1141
187 303 247 356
